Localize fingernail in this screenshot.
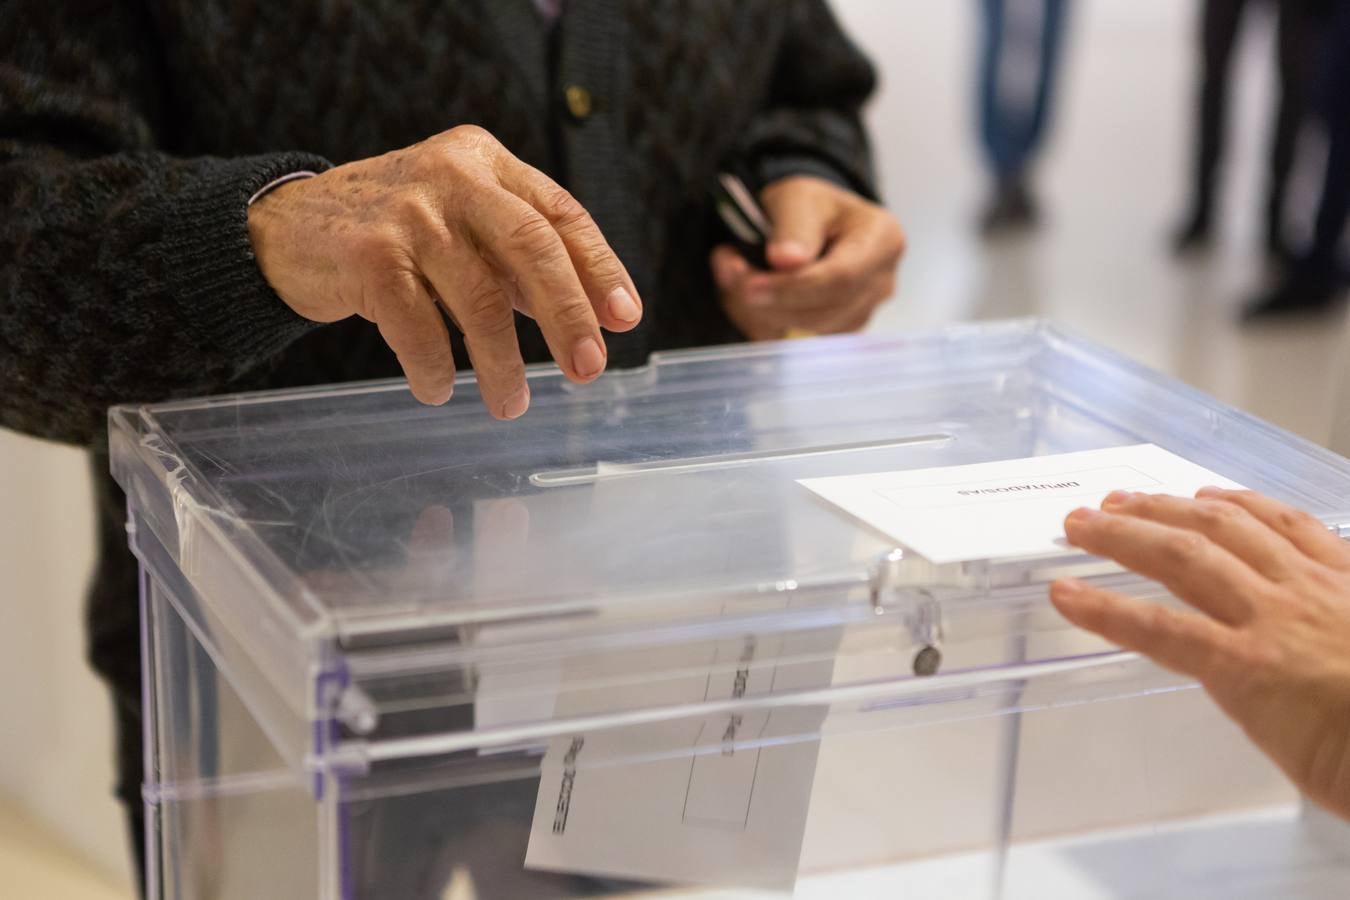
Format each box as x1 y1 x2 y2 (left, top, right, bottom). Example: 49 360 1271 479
572 336 606 378
1052 578 1083 596
1102 490 1134 508
1067 507 1101 523
773 240 810 261
1196 485 1225 498
607 286 641 323
502 384 530 420
1051 578 1084 601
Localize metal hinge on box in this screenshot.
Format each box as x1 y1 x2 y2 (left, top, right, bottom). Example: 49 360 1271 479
869 549 988 678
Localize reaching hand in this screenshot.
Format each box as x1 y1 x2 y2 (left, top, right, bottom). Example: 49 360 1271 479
1052 488 1350 821
248 125 643 418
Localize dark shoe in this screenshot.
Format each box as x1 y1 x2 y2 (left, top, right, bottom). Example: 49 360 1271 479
980 180 1039 236
1241 268 1346 322
1171 211 1212 256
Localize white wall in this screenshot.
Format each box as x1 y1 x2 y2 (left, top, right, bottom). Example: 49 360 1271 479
0 430 130 887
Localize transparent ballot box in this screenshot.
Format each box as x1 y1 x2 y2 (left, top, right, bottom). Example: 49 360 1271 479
111 321 1350 899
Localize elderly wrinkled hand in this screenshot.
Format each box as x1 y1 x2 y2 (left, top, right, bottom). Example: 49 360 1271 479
248 125 642 418
1051 488 1350 821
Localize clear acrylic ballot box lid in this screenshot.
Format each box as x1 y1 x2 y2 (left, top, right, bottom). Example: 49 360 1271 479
111 320 1350 898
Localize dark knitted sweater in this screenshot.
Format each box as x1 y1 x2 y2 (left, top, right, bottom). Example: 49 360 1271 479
0 0 877 861
3 0 877 444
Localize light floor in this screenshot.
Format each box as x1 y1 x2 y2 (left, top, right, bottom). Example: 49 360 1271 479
0 800 132 900
3 1 1346 897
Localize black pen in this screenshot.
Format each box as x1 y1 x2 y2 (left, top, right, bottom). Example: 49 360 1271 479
712 172 816 338
713 172 772 270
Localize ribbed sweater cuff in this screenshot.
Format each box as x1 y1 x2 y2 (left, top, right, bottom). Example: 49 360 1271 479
165 152 333 372
754 152 879 203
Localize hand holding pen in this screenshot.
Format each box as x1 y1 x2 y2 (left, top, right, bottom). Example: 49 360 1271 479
710 173 905 341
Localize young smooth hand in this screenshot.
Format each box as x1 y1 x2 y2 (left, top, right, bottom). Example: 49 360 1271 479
1052 488 1350 821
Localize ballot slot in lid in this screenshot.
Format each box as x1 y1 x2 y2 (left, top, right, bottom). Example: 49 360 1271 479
110 319 1350 780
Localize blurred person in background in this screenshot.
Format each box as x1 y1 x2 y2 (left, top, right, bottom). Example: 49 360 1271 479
1 2 903 894
1244 0 1350 319
1172 0 1335 260
975 0 1072 235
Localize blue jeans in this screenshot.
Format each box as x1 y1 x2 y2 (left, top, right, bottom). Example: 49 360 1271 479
978 0 1071 182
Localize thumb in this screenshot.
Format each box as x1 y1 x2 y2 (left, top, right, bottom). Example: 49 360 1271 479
762 182 830 271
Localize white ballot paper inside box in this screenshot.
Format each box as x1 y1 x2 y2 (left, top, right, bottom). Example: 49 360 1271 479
523 612 839 890
513 444 1240 887
799 444 1245 564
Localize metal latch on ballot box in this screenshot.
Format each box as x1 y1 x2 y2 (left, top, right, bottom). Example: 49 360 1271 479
869 549 984 678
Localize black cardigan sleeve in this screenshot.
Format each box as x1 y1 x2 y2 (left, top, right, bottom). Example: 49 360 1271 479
1 3 331 445
739 0 880 200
